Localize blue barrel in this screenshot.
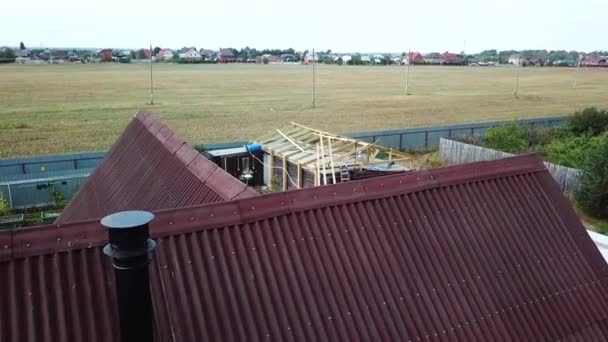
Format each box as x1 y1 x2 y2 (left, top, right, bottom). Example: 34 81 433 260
245 144 262 153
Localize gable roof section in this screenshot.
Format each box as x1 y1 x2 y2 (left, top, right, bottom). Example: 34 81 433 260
2 155 608 341
56 110 257 224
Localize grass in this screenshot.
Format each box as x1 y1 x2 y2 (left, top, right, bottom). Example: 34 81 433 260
1 63 607 158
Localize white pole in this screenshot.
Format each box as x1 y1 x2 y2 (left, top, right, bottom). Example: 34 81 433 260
6 184 13 209
149 44 154 105
514 57 521 97
573 55 582 89
405 50 411 95
312 48 316 107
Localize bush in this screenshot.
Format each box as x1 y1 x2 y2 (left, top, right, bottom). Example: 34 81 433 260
542 134 604 168
484 122 529 153
528 126 568 148
567 107 608 137
575 134 608 218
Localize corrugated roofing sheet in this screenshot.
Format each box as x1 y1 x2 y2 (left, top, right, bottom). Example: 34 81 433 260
2 155 608 341
56 110 257 224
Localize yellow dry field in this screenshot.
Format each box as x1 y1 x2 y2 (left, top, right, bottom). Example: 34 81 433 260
1 63 607 158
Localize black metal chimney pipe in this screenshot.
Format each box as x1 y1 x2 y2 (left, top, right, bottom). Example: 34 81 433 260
102 210 156 342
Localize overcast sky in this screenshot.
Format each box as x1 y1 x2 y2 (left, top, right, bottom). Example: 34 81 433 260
2 0 606 53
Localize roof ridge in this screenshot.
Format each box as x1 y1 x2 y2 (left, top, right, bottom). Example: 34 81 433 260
0 154 546 262
135 109 257 200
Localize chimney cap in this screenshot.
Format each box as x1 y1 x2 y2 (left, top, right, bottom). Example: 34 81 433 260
101 210 155 229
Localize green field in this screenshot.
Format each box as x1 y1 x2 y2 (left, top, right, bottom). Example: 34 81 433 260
1 63 607 158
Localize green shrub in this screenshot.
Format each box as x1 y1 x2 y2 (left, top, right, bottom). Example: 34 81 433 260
567 107 608 137
484 122 529 153
528 126 568 148
542 134 604 168
575 135 608 219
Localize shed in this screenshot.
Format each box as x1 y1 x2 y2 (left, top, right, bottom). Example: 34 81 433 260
254 122 414 191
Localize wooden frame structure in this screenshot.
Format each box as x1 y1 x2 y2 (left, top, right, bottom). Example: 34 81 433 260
255 122 414 188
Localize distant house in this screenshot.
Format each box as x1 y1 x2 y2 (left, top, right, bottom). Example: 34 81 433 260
99 49 113 62
441 51 464 65
423 52 443 65
179 49 202 62
199 49 215 61
581 56 608 67
341 54 352 64
303 51 318 64
266 55 283 64
217 48 236 63
157 48 174 60
402 51 424 65
360 55 371 63
509 55 546 67
15 49 30 63
281 54 296 62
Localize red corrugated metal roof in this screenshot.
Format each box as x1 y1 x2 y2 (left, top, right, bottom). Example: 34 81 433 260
56 110 257 224
2 155 608 341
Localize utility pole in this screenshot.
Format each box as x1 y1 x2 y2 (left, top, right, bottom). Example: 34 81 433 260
573 55 582 89
514 57 521 98
405 50 411 95
312 48 316 108
149 44 154 105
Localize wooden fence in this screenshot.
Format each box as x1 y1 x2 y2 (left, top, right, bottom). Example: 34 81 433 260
438 138 581 193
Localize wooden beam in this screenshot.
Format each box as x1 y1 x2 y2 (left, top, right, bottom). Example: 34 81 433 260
319 135 327 185
297 162 302 189
269 151 275 188
276 129 306 152
282 156 288 191
328 138 336 184
315 143 321 186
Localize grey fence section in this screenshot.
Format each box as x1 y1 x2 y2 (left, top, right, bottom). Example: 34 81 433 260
0 151 105 180
347 116 567 151
438 138 581 193
0 152 103 209
0 174 89 209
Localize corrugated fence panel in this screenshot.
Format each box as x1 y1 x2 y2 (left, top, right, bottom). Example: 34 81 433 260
0 152 105 178
439 138 581 193
348 116 567 151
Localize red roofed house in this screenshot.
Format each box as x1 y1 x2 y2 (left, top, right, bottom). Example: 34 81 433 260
581 56 608 67
99 49 113 62
156 48 174 60
217 48 236 63
441 51 465 65
303 51 318 65
56 110 257 224
2 153 608 341
402 51 424 65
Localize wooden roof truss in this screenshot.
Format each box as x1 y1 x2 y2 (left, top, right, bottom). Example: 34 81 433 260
255 122 414 185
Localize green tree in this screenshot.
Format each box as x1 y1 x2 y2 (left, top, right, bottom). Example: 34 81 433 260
262 56 269 64
568 107 608 137
542 134 605 168
20 41 26 50
153 46 161 55
575 134 608 219
484 122 529 153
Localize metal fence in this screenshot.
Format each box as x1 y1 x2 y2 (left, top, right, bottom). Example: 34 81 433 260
438 138 581 193
0 152 104 209
0 152 104 180
347 116 567 151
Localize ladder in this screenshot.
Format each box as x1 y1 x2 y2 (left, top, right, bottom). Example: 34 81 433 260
339 163 350 183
